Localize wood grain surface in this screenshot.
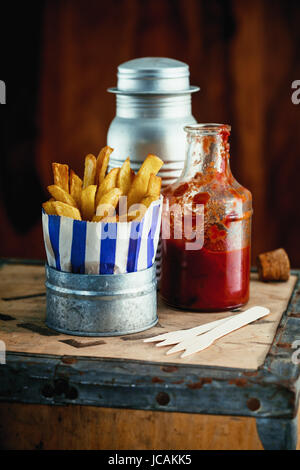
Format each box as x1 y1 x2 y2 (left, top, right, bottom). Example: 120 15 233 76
0 402 300 450
0 263 296 370
0 402 264 450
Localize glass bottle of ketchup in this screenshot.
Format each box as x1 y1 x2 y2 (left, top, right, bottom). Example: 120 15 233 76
160 124 252 311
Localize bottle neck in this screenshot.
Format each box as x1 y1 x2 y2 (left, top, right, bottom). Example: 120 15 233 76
181 127 231 180
116 94 192 119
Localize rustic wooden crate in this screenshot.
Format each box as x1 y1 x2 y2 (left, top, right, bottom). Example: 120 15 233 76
0 260 299 450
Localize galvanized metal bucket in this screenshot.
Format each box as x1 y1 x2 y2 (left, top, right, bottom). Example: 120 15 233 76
45 264 158 336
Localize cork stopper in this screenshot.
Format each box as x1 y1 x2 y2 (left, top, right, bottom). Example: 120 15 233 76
257 248 290 282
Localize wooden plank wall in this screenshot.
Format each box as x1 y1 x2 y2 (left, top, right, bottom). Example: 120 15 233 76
0 403 264 450
1 0 300 265
1 402 300 450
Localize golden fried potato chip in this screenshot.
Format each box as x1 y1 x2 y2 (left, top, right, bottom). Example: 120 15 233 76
70 170 83 209
117 157 132 195
146 174 161 198
52 201 81 220
42 200 57 215
47 185 77 207
95 167 119 206
46 151 162 222
98 150 111 185
83 154 97 188
130 168 135 181
127 196 159 222
81 185 97 221
96 188 123 217
52 163 69 193
95 146 114 185
140 195 159 207
127 154 163 210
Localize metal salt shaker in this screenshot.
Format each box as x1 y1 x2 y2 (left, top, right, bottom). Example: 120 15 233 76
107 57 199 279
107 57 199 186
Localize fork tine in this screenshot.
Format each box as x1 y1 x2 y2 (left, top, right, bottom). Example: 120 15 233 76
155 331 194 347
165 316 236 354
145 315 236 345
143 334 169 343
180 340 212 358
180 306 270 357
144 330 185 343
166 342 186 355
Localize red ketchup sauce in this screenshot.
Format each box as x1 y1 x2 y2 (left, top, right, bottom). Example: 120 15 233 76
160 124 252 312
160 240 250 312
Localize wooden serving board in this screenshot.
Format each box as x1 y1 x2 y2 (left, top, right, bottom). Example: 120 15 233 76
0 263 296 370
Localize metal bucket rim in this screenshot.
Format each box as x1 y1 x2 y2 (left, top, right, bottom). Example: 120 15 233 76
45 263 156 280
46 318 158 337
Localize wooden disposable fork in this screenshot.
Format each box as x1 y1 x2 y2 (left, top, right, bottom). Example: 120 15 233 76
144 306 270 358
144 315 235 347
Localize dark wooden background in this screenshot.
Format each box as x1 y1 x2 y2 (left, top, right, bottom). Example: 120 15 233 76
0 0 300 266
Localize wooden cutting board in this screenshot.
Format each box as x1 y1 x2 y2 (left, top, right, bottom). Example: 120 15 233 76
0 263 296 370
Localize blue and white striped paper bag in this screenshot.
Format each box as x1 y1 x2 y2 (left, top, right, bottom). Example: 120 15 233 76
42 197 162 274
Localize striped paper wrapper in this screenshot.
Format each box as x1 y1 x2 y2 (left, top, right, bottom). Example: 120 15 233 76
42 197 162 275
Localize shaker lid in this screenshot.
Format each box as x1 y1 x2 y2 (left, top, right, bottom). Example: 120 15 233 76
108 57 200 95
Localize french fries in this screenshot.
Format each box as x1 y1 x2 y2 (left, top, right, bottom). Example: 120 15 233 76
52 201 81 220
52 163 69 193
95 167 119 206
81 185 97 221
98 149 111 185
95 146 113 185
43 148 163 222
83 154 97 188
42 200 57 215
117 157 132 195
127 154 163 210
47 185 78 208
146 173 161 199
140 195 159 208
70 170 83 209
95 188 123 218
